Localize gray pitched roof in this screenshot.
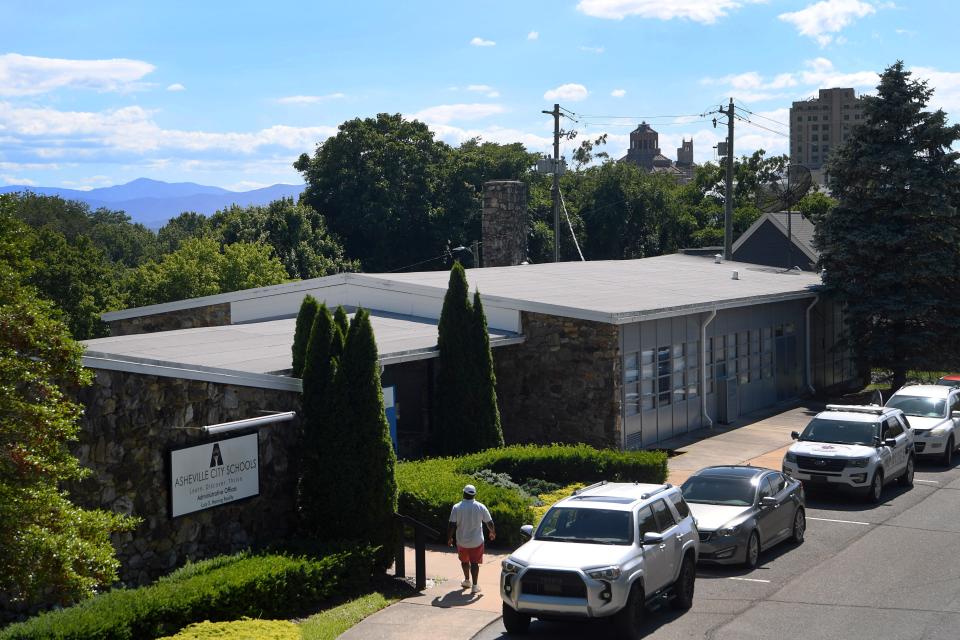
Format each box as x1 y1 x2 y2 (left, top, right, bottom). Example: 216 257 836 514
732 211 818 263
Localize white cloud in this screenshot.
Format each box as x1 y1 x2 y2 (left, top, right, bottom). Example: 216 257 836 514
276 93 345 104
166 83 186 92
470 37 496 47
427 124 553 151
411 103 506 125
611 88 627 97
701 58 878 102
911 66 960 115
576 0 762 24
779 0 876 47
0 53 155 96
544 83 589 101
61 175 113 190
466 84 500 98
528 31 539 40
0 174 36 186
226 180 271 191
580 46 605 54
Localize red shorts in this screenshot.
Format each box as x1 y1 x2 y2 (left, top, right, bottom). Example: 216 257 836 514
457 544 484 564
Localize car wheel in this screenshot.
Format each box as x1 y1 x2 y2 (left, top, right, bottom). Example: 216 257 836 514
744 531 761 569
790 507 806 544
944 437 954 467
898 455 915 487
502 602 531 635
612 582 645 640
671 554 695 610
866 469 884 503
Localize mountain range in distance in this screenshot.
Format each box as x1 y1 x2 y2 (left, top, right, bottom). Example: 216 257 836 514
0 178 305 228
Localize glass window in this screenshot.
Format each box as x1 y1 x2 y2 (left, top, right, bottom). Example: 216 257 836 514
651 499 676 532
625 383 639 417
625 353 639 384
670 493 691 519
636 506 657 537
758 477 775 499
536 507 634 545
769 473 786 494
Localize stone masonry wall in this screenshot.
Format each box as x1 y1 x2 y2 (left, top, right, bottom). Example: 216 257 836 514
107 302 231 337
493 312 623 448
71 369 300 585
482 180 528 267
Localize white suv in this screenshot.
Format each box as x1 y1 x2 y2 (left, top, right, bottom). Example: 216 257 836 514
499 482 698 638
782 404 915 503
886 385 960 465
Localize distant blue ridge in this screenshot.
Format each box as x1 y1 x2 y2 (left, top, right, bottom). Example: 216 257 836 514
0 179 305 229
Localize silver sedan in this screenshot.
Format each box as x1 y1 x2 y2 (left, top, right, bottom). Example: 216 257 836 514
681 466 805 569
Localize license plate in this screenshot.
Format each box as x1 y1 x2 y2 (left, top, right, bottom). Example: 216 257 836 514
807 474 830 483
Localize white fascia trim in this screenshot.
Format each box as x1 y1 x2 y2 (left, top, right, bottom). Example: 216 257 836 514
101 273 349 322
82 353 303 392
607 290 820 324
379 334 524 366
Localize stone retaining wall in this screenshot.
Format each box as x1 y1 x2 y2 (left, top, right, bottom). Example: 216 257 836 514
493 311 623 448
71 369 300 585
107 302 231 336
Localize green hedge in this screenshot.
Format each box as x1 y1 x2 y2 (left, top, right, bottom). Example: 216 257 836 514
396 444 668 547
0 549 376 640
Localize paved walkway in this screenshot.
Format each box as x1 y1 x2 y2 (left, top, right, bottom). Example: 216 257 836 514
341 401 823 639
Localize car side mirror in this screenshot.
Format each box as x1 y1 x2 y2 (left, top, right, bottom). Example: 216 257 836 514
952 411 960 419
520 524 534 539
883 438 897 448
791 431 800 440
642 532 664 546
759 496 778 508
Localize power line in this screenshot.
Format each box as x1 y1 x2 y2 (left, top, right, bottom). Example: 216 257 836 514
387 242 484 273
734 114 789 137
577 113 702 120
735 104 789 130
579 119 711 128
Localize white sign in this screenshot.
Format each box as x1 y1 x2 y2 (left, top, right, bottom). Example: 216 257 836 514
169 433 260 518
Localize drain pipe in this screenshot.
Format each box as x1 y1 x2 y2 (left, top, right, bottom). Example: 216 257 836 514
805 296 819 396
701 309 718 428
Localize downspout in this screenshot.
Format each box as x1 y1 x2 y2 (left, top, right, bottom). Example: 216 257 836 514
805 296 820 396
701 309 718 429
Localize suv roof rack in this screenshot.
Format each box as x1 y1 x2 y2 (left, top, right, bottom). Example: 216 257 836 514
573 480 607 496
640 484 672 500
825 404 887 415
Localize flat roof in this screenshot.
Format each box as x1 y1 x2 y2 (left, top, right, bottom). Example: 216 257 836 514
82 310 523 390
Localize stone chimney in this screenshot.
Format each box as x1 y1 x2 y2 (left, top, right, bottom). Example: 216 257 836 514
482 180 527 267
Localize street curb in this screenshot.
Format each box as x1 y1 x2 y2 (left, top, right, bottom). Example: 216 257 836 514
470 615 504 639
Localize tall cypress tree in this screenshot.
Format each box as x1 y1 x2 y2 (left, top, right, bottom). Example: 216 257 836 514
291 295 320 378
332 305 349 359
435 262 474 454
471 290 504 450
298 303 337 531
333 308 398 568
816 61 960 390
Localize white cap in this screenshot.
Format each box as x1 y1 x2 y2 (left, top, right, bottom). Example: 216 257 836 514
463 484 477 496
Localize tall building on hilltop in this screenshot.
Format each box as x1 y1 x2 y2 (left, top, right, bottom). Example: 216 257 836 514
790 88 865 184
620 122 695 184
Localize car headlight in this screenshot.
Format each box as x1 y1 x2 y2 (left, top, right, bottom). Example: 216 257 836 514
784 451 798 463
717 524 741 536
931 425 952 436
587 566 622 580
501 558 526 574
846 458 870 468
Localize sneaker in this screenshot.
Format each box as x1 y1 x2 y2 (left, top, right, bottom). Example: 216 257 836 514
461 579 471 588
471 584 481 594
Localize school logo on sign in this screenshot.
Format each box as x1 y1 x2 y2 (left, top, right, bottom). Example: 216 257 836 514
210 443 224 467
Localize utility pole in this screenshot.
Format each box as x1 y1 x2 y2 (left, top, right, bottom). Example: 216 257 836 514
720 98 735 260
543 103 561 262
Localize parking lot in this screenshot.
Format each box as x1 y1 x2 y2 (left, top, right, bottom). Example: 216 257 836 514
477 406 960 640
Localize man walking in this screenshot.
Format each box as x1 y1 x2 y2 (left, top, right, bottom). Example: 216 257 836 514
448 484 496 594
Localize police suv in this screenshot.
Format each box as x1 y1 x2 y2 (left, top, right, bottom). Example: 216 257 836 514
499 482 698 639
781 404 915 503
886 384 960 466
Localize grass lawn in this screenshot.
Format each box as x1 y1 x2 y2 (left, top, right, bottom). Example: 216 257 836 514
299 591 399 640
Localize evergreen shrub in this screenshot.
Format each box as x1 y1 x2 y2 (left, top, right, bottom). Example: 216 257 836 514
0 550 376 640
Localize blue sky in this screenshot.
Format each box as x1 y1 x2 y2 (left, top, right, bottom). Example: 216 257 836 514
2 0 956 190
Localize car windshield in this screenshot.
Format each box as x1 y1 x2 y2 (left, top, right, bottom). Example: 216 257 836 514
535 507 633 545
886 395 946 418
800 418 878 446
681 476 756 507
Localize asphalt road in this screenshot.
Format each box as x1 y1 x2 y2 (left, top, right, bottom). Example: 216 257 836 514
474 458 960 640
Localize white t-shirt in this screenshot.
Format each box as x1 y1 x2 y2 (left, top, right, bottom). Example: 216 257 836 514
449 499 493 548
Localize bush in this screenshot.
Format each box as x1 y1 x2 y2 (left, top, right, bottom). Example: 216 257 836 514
0 549 377 640
158 619 299 640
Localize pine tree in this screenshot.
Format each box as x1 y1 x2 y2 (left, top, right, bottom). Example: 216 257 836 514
291 295 319 378
332 305 349 359
816 61 960 390
332 308 398 568
471 290 504 450
435 262 474 454
298 303 337 531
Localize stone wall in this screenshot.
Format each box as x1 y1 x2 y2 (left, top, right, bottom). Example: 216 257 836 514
71 369 300 585
482 180 528 267
493 312 623 448
107 302 231 336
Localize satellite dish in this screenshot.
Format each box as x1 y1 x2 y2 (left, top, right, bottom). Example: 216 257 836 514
757 164 813 213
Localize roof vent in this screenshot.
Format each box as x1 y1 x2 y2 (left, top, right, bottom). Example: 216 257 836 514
731 270 739 280
714 254 722 264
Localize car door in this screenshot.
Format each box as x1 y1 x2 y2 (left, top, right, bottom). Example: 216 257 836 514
885 416 908 473
950 393 960 430
650 499 680 585
755 476 781 546
765 473 794 542
638 505 672 593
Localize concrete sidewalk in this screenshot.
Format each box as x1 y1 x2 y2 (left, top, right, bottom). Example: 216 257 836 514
341 401 822 639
